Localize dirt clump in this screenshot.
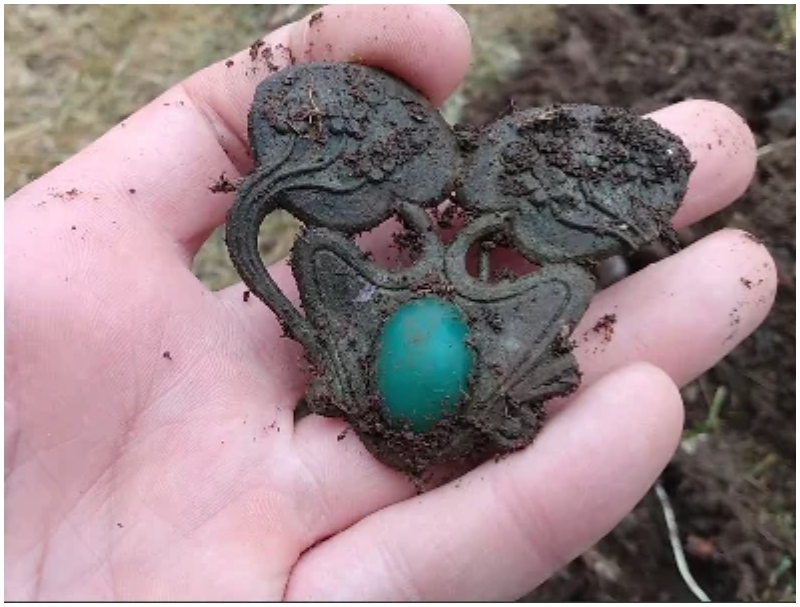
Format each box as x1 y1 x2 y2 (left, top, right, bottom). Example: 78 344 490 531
209 173 237 194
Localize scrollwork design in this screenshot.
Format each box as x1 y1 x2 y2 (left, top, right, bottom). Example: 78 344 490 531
224 62 694 475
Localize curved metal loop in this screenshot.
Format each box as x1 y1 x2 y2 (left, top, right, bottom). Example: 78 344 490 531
225 173 318 354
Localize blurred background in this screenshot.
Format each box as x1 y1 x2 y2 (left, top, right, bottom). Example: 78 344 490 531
4 4 795 601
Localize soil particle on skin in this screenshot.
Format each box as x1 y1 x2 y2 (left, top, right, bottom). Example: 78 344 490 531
275 43 295 66
128 188 136 194
225 59 234 68
740 277 753 289
591 313 617 343
243 290 251 302
209 173 237 194
259 45 280 72
309 11 323 26
162 351 172 361
249 38 265 62
52 187 81 201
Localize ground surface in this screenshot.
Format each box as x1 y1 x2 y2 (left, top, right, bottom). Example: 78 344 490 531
5 4 795 602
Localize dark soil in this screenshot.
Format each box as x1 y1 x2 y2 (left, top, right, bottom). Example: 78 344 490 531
209 172 237 194
461 5 795 601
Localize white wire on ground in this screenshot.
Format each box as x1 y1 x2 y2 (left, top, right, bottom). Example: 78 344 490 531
654 480 712 602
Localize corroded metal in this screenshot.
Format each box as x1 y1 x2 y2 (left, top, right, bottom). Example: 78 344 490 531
225 62 694 475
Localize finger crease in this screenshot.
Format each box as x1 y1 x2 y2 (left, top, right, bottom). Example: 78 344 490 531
489 471 567 581
178 81 250 177
373 524 425 600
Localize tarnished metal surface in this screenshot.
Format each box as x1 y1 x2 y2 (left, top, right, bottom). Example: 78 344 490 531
225 62 694 475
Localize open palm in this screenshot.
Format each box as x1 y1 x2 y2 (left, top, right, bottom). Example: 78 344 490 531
5 5 776 601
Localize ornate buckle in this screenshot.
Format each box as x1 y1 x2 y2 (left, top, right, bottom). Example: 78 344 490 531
225 62 694 475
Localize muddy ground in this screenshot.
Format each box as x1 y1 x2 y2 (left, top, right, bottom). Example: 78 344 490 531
459 5 795 602
4 4 795 602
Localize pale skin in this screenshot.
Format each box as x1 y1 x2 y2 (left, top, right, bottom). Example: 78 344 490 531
5 5 776 601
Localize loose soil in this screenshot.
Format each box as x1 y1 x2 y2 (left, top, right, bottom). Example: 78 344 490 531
460 5 795 601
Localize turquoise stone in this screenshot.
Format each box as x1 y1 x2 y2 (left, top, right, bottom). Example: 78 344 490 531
376 297 475 432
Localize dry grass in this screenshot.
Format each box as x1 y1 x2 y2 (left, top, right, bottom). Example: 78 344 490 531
4 4 556 289
773 4 796 49
4 5 308 289
4 5 308 194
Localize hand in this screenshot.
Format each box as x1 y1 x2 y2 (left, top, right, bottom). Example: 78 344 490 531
4 5 776 601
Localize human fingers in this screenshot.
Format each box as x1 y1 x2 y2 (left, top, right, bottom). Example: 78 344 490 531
565 228 776 399
286 363 683 600
287 225 775 545
7 4 472 256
